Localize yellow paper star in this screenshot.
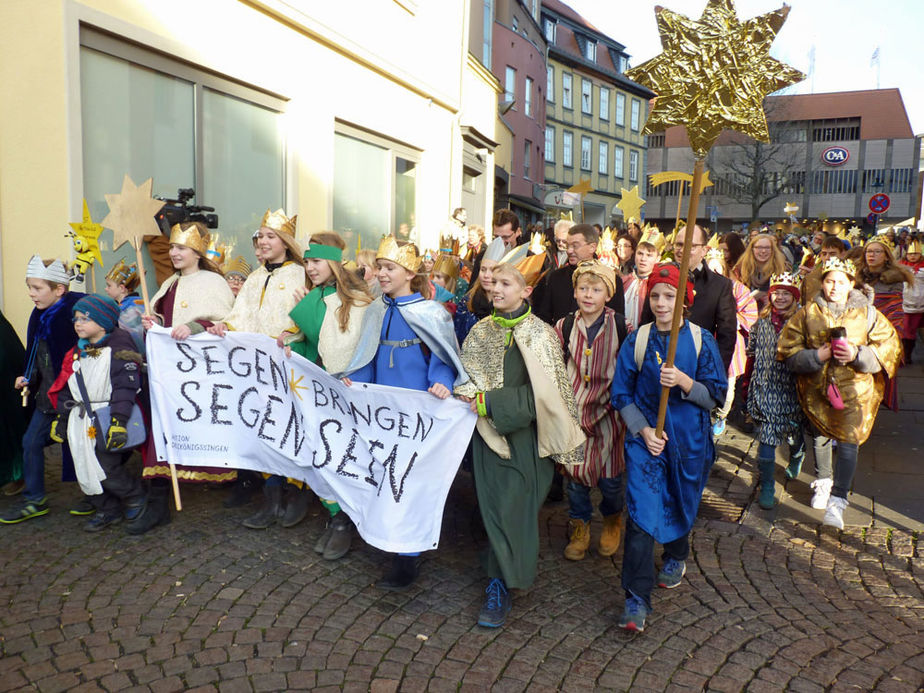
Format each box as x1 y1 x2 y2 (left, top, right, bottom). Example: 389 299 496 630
648 170 714 194
616 186 646 222
69 199 104 266
626 0 805 159
101 175 165 251
566 178 593 196
289 370 308 401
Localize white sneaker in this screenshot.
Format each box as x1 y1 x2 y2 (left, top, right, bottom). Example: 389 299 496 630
810 478 833 509
823 496 848 529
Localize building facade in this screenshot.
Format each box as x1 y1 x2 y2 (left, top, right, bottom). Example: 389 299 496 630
645 89 922 235
0 0 498 334
541 0 652 227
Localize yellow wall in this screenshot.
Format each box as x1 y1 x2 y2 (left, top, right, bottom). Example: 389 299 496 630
0 0 482 337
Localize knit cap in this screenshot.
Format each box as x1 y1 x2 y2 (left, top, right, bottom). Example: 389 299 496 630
73 295 121 333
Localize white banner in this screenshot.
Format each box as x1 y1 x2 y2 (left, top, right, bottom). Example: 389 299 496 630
146 328 476 553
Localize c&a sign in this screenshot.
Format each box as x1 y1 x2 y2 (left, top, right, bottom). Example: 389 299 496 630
821 146 850 166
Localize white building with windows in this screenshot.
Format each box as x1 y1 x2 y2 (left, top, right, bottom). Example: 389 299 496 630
540 0 651 226
0 0 499 331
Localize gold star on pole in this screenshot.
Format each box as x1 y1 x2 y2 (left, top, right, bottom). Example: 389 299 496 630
616 185 646 222
649 170 714 194
566 178 593 196
69 199 104 266
101 175 165 251
626 0 805 159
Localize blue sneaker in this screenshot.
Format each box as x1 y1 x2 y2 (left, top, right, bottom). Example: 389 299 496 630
712 418 726 437
618 595 649 632
657 558 686 589
84 511 121 533
0 498 49 524
477 578 511 628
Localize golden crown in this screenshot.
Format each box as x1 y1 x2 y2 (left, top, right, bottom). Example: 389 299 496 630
376 235 420 272
105 259 139 289
639 224 664 253
706 232 720 249
528 232 546 255
769 271 800 290
260 208 297 237
206 234 232 266
599 227 615 252
169 222 209 255
705 247 725 263
432 254 459 280
907 239 922 255
866 232 895 254
223 256 253 278
821 257 856 278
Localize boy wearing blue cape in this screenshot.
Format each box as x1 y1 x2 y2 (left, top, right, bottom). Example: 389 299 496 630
610 263 727 632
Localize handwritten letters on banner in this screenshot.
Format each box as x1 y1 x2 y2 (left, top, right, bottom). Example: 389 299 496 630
146 328 476 553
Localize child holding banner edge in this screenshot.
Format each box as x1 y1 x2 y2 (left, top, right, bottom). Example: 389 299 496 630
456 263 584 628
285 231 372 560
208 209 313 529
340 235 469 591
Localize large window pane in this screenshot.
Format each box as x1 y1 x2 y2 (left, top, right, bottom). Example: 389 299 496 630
334 133 389 252
394 157 417 242
202 88 284 242
80 47 193 266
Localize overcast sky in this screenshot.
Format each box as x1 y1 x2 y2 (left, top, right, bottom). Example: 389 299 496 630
565 0 924 135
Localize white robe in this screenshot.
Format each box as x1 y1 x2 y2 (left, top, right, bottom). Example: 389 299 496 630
66 352 111 495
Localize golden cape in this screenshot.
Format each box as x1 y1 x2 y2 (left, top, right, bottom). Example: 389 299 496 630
776 291 902 445
455 313 585 467
150 269 234 328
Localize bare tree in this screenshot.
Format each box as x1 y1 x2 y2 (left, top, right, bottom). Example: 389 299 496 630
709 98 804 224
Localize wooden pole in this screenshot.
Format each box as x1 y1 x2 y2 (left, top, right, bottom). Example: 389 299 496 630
580 194 586 224
655 158 706 438
674 180 686 231
134 238 182 511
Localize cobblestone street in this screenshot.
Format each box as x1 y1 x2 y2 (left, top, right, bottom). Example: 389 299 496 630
2 364 923 692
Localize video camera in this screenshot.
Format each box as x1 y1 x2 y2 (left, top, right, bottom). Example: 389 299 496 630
154 188 219 235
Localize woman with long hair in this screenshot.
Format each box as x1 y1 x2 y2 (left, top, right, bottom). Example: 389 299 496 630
733 233 789 310
855 234 914 409
720 232 746 272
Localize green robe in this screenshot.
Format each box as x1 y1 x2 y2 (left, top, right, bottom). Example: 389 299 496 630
473 342 554 589
288 285 334 363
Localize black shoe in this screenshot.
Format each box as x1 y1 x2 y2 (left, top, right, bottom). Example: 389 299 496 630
242 484 283 529
126 485 171 535
322 512 353 560
69 496 95 516
477 578 511 628
376 555 419 591
280 485 312 528
84 511 121 533
124 495 147 522
223 472 262 508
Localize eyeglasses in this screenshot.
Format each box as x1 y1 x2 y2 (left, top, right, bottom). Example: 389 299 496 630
72 315 93 324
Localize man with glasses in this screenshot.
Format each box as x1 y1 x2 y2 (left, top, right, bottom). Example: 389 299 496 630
552 219 574 268
533 224 626 326
638 224 736 371
492 209 528 266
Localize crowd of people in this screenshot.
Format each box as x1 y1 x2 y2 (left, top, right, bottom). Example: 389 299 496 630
0 207 919 634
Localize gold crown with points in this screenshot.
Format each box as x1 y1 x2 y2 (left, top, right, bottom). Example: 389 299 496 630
769 271 801 293
223 256 252 278
907 238 922 255
599 226 615 252
821 257 857 279
432 254 460 280
528 231 546 255
376 235 420 272
260 208 297 237
705 247 725 263
105 259 139 290
169 222 209 255
866 232 895 253
639 224 664 253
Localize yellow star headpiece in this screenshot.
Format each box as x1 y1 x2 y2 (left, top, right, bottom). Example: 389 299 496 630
260 209 297 237
625 0 805 159
376 235 420 272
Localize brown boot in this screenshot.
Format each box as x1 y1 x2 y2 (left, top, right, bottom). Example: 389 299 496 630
598 513 624 557
564 519 591 561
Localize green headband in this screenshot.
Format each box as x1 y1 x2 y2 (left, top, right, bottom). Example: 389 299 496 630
303 244 343 262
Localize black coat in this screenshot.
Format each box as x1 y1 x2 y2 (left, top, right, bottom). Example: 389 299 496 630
532 262 626 325
639 262 737 372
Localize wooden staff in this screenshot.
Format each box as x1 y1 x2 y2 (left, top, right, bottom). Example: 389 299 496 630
655 158 705 437
674 180 686 231
134 238 182 511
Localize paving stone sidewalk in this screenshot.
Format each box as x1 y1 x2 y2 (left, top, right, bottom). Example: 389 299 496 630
1 365 922 692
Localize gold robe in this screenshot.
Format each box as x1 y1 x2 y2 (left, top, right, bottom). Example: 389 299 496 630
150 269 235 327
776 291 902 445
223 262 305 341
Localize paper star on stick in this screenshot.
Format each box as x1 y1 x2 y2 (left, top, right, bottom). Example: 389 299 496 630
626 0 805 159
566 178 593 196
101 175 165 251
69 199 104 266
616 186 646 222
649 170 714 195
